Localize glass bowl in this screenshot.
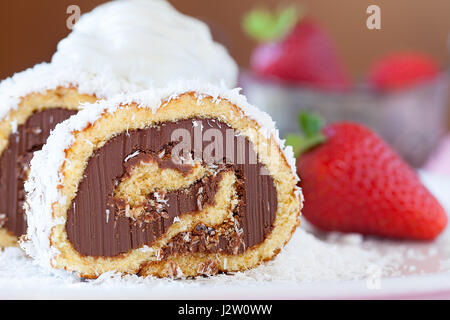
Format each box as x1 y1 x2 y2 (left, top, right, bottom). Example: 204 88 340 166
240 71 449 167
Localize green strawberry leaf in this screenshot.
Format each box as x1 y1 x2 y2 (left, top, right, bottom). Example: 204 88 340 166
242 6 300 42
298 111 325 137
285 134 304 157
285 111 327 157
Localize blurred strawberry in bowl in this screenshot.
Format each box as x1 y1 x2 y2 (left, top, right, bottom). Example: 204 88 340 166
368 52 440 91
287 112 447 240
243 6 350 89
242 7 448 168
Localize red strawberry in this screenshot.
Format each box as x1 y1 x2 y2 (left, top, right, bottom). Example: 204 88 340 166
368 52 439 90
286 113 447 240
243 7 349 89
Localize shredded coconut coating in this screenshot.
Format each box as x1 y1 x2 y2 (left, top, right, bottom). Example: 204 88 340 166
21 81 301 272
0 62 144 124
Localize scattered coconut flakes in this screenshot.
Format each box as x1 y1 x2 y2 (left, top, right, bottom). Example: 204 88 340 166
124 150 140 162
4 223 450 291
139 246 154 253
0 62 144 124
173 216 181 224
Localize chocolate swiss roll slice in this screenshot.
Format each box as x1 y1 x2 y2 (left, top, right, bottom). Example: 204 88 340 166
0 63 106 246
22 84 302 278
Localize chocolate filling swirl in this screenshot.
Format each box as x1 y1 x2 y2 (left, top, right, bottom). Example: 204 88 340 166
66 118 278 257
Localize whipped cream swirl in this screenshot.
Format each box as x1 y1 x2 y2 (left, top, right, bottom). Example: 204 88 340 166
52 0 238 88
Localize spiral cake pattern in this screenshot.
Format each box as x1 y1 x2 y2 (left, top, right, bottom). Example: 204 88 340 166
22 84 301 278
